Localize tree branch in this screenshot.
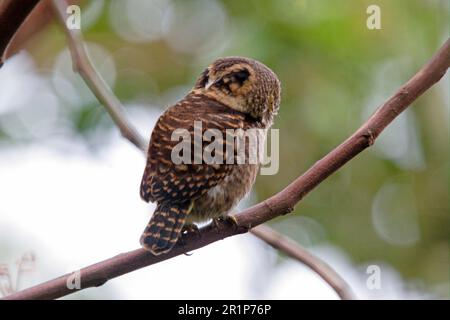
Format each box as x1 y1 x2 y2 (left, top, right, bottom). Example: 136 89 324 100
250 226 354 300
0 0 41 67
50 0 147 152
45 0 357 300
4 37 448 300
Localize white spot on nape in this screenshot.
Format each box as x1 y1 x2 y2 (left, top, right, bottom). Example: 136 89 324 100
206 184 224 202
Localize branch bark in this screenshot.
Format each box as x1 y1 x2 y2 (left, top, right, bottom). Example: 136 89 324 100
50 0 147 152
0 0 41 67
250 226 354 300
4 37 449 300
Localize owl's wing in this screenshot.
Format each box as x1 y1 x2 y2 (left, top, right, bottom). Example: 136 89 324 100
140 94 248 204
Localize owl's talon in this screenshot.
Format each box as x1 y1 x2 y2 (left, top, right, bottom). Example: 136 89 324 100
177 234 194 256
182 223 201 239
213 215 239 233
226 215 239 230
212 218 221 233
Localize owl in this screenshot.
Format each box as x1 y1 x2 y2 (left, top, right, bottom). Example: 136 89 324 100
140 56 281 255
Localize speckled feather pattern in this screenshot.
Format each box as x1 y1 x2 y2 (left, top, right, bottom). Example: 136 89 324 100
140 56 280 255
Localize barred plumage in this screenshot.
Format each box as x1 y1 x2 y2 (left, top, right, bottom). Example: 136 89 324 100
140 56 281 255
140 202 191 255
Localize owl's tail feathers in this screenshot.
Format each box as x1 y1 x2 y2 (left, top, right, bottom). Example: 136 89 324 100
140 202 192 255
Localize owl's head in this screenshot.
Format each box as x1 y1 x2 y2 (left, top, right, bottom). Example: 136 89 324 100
193 56 281 127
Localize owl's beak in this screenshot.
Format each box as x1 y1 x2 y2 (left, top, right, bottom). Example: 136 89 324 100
205 78 218 90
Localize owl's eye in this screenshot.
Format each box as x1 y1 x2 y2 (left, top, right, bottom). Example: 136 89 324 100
230 69 250 85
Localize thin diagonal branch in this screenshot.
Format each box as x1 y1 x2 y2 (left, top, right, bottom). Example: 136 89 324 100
250 226 354 300
50 0 147 152
4 37 449 300
46 0 356 300
0 0 41 67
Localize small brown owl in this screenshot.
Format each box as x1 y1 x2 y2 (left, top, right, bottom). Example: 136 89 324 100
140 56 281 255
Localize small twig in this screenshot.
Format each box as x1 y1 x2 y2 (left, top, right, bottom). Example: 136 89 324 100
0 264 12 297
50 0 147 152
15 252 36 293
0 0 40 67
250 225 355 300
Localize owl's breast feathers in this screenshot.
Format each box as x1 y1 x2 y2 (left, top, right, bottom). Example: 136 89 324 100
140 93 262 205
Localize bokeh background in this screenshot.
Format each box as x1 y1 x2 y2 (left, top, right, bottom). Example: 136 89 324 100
0 0 448 299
